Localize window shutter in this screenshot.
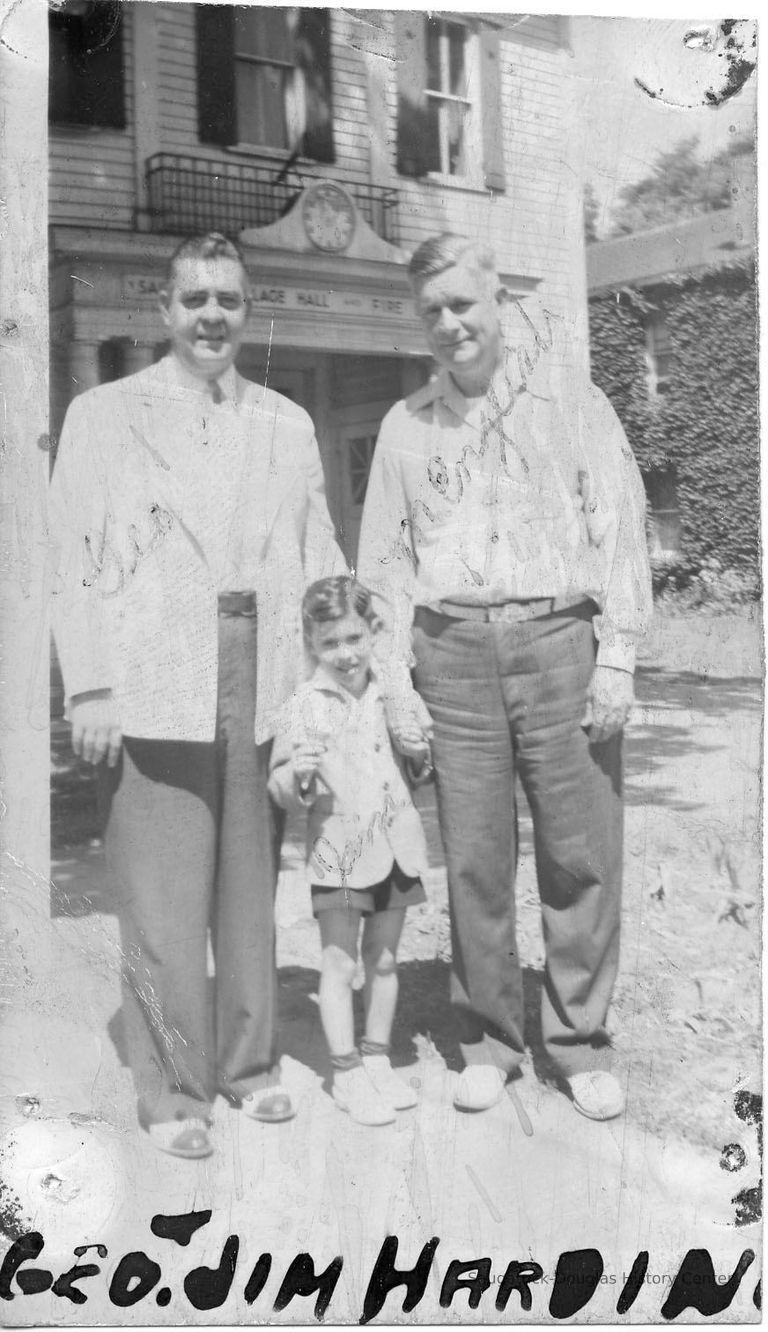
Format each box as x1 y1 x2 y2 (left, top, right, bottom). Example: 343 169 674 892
395 13 438 178
196 5 236 146
480 27 506 192
297 9 335 163
49 2 125 130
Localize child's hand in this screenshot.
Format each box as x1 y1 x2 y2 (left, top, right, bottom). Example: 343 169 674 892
293 738 326 787
406 737 434 786
408 738 433 772
391 721 430 762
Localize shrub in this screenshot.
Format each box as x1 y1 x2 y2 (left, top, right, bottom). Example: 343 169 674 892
653 557 760 611
589 262 759 580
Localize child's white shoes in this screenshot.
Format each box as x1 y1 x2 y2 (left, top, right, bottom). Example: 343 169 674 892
332 1065 396 1126
362 1054 418 1110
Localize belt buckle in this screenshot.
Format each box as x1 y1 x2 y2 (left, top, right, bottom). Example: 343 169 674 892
488 599 551 625
487 601 527 624
218 590 257 617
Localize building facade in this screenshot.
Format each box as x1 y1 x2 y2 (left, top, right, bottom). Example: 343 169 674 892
50 2 582 561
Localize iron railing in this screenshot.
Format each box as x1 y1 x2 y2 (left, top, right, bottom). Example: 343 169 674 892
145 153 399 243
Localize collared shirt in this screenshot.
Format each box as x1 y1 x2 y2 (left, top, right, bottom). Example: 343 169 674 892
153 358 253 592
357 306 652 687
164 357 239 404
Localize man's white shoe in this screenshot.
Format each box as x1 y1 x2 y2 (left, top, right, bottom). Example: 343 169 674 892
567 1071 625 1121
362 1054 418 1110
454 1064 506 1111
333 1066 396 1126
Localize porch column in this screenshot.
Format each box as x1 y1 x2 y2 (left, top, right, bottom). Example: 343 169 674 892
121 340 156 375
69 340 102 393
401 358 429 396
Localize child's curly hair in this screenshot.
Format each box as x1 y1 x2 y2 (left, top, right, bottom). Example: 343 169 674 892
301 576 381 641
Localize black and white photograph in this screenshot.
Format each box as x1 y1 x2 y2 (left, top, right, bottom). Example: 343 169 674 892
0 1 761 1323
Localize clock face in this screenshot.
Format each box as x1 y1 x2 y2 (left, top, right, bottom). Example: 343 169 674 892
302 184 357 253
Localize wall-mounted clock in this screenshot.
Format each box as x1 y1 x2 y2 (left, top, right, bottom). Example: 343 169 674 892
302 182 357 253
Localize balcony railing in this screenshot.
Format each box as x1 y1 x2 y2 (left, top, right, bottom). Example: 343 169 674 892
145 153 399 244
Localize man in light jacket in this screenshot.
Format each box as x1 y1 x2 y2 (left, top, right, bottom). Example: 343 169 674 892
358 234 652 1121
49 232 344 1158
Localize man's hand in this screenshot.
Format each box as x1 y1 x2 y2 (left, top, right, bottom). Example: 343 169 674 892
582 666 634 743
70 690 122 767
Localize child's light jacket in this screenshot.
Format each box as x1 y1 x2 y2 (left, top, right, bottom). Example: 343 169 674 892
268 666 429 889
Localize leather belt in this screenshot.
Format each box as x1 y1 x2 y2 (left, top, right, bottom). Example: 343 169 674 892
218 590 258 617
429 595 592 625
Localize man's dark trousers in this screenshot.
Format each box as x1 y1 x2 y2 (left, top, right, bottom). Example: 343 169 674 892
412 602 623 1078
100 609 281 1128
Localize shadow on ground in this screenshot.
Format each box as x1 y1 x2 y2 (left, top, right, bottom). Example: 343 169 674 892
625 668 761 814
103 960 556 1095
276 959 555 1087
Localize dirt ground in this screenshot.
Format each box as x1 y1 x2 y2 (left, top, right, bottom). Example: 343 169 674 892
50 608 762 1157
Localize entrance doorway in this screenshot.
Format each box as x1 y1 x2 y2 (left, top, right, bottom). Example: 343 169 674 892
331 402 393 563
238 347 316 415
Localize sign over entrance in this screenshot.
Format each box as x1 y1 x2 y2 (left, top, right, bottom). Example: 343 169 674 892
122 275 414 322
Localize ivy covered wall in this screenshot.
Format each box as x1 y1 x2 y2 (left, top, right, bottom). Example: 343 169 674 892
588 263 759 580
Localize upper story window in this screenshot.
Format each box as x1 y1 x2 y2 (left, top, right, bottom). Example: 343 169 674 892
646 313 673 399
424 19 472 177
395 13 506 192
234 9 302 151
49 0 125 130
198 6 334 163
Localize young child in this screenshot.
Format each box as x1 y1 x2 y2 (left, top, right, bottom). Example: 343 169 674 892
269 576 431 1126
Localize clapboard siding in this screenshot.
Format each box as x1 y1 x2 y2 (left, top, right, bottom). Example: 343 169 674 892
49 8 135 229
156 5 198 146
49 137 136 228
503 15 568 50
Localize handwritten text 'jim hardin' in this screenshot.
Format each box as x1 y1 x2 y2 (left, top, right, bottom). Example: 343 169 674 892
0 1221 759 1321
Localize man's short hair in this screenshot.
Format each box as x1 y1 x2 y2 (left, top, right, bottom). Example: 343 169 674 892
408 234 499 290
165 232 247 289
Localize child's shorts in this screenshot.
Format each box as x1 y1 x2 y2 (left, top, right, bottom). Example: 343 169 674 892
310 863 426 917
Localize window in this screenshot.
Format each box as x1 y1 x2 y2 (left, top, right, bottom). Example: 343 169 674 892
49 0 125 130
395 14 505 190
234 9 302 151
646 313 673 398
424 19 471 177
644 466 681 561
348 435 377 506
197 7 334 163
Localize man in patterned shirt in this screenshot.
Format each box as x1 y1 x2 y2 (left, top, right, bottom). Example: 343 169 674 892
358 234 652 1120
